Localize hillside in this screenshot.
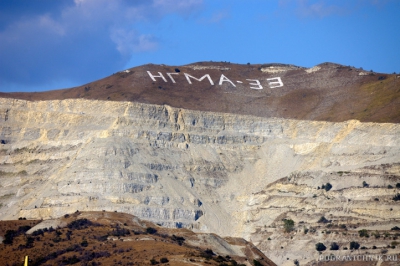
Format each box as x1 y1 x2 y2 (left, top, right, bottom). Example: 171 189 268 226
0 211 275 265
1 62 399 123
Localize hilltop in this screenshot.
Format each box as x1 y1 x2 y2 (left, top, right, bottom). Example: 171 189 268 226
1 62 399 123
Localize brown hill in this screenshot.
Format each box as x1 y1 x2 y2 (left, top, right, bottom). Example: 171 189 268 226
0 211 276 266
1 62 399 123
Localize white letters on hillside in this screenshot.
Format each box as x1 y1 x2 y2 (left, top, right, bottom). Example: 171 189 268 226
266 77 283 88
219 74 236 87
184 73 214 85
146 71 283 89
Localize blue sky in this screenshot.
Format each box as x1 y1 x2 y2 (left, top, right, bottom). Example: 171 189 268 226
1 0 399 92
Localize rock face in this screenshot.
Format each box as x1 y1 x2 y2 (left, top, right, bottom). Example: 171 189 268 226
0 96 399 265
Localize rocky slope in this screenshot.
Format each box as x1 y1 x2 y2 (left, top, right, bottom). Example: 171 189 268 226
0 211 275 265
1 96 399 265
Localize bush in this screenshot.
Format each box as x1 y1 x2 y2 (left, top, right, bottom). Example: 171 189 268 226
330 242 339 250
324 183 332 191
146 227 157 234
283 219 295 232
362 181 369 187
160 257 169 263
350 241 360 250
388 185 394 189
393 194 400 201
359 229 369 238
317 216 330 223
81 239 88 247
150 259 159 265
3 230 17 245
396 183 400 188
171 235 185 245
391 226 400 231
67 218 93 230
315 243 326 251
253 259 262 266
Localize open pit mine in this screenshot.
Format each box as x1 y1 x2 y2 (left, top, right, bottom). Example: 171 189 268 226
0 62 399 265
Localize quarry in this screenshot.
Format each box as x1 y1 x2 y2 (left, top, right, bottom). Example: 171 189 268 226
0 62 399 265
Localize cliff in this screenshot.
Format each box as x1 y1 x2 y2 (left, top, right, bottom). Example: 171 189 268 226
1 97 399 265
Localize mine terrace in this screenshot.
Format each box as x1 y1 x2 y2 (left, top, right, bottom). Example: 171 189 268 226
147 71 284 90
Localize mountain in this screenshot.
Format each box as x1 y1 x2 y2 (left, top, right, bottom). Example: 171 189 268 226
1 62 399 123
0 62 399 265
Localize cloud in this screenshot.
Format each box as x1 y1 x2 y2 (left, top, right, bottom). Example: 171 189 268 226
277 0 395 19
295 0 348 18
110 29 158 54
199 10 229 24
0 0 203 91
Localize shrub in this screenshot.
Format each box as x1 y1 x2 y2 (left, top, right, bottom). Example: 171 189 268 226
146 227 157 234
393 194 400 201
316 242 326 251
32 229 44 236
171 235 185 245
330 242 339 250
253 259 262 266
81 240 88 247
324 183 332 191
359 229 369 238
396 183 400 188
350 241 360 250
160 257 169 263
388 185 394 189
3 230 17 245
150 259 159 265
317 216 330 223
362 181 369 187
373 231 380 239
67 218 93 230
391 226 400 231
62 255 80 265
283 219 295 232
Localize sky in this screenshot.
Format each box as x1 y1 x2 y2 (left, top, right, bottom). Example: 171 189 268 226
0 0 399 92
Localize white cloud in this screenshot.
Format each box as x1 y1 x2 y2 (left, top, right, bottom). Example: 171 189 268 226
199 10 229 24
0 0 203 89
296 0 347 18
110 28 158 55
